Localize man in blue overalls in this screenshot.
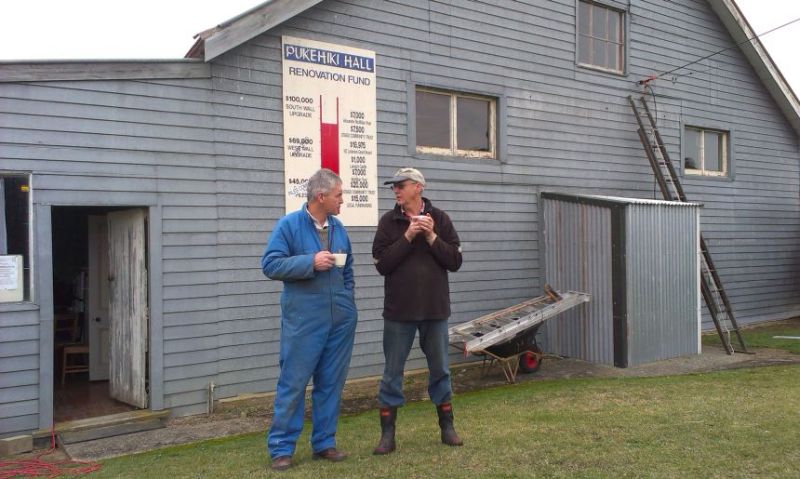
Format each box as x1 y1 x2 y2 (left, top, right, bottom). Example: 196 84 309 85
261 168 358 471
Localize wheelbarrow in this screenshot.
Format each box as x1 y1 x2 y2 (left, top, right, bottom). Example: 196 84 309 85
448 285 590 383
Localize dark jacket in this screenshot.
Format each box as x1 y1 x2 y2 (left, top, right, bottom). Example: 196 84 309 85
372 197 462 321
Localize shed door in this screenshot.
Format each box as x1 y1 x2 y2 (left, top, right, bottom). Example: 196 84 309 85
107 209 148 408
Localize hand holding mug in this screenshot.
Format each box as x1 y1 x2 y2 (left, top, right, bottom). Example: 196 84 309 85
415 214 437 244
313 251 335 271
414 214 434 231
405 217 423 241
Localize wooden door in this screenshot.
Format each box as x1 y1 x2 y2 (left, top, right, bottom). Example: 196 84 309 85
107 209 148 408
88 215 110 381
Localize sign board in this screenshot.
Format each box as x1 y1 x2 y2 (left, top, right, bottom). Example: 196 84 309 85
0 255 23 303
281 36 378 226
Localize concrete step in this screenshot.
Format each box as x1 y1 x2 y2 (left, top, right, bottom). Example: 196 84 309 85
34 410 170 445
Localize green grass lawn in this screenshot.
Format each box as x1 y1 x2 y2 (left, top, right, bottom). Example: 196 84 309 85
703 319 800 354
94 364 800 478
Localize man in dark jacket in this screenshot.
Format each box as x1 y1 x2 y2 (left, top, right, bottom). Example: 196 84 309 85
371 167 463 455
262 168 358 471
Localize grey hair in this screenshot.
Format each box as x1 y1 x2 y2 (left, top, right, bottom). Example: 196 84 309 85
306 168 342 202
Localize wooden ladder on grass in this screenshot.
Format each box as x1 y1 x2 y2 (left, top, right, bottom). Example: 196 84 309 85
628 95 748 355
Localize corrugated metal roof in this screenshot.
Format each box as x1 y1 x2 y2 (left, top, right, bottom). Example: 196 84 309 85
542 192 701 207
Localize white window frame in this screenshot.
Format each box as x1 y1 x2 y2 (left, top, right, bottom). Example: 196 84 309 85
684 126 729 177
415 87 497 159
577 0 625 74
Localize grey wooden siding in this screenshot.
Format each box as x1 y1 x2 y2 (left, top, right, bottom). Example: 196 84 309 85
0 76 221 424
210 0 797 394
1 0 798 432
0 307 39 437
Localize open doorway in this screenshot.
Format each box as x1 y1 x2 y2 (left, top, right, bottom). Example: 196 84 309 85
52 206 150 422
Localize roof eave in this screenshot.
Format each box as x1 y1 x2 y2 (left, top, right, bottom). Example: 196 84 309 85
708 0 800 138
0 59 210 82
201 0 324 62
185 26 220 59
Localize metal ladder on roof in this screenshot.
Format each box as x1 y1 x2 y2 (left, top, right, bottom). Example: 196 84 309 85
628 95 748 355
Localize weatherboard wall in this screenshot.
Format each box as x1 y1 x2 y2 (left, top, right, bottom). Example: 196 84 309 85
0 72 220 433
1 0 799 434
207 0 798 394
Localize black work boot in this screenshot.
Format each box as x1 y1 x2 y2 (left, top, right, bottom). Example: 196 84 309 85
373 406 397 455
436 403 464 446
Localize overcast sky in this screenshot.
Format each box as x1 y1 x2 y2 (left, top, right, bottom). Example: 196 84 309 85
0 0 798 94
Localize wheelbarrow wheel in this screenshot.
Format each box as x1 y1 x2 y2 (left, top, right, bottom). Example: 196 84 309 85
519 350 542 374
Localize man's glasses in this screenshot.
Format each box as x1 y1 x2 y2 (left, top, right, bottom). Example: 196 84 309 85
388 181 413 191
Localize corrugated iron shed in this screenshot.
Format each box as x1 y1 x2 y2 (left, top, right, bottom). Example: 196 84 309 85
542 193 701 367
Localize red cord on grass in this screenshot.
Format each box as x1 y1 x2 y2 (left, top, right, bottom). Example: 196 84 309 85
0 425 102 478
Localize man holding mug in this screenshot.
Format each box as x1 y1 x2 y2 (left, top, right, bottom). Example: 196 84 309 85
261 168 358 471
371 167 464 454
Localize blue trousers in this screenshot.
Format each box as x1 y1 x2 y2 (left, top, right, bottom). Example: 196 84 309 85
378 319 453 407
267 312 357 459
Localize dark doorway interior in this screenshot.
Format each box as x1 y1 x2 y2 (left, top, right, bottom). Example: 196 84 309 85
51 206 139 422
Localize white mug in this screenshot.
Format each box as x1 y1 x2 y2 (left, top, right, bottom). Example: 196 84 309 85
333 253 347 267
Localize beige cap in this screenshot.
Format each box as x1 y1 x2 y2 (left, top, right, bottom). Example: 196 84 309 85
383 167 426 186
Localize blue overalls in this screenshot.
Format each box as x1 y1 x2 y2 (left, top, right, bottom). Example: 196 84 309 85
261 205 358 458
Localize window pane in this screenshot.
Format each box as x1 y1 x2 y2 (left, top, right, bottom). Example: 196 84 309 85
416 91 450 149
684 128 701 170
718 133 727 172
593 39 606 68
704 131 722 171
608 10 620 42
578 1 591 35
578 35 591 64
607 43 618 72
592 4 607 40
578 2 625 71
456 97 491 151
1 175 31 302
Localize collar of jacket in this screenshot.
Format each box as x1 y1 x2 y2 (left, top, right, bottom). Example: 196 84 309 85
300 202 335 229
392 197 433 221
